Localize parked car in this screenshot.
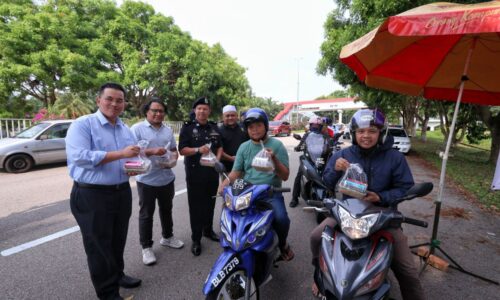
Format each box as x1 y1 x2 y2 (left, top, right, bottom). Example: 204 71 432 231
388 126 411 154
268 121 291 136
0 120 73 173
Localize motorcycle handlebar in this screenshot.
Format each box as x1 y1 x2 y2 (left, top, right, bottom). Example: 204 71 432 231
272 187 290 193
403 217 428 228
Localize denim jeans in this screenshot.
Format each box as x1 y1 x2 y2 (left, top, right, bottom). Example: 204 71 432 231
259 192 290 248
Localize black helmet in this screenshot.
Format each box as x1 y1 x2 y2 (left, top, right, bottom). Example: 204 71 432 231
350 108 387 145
243 108 269 131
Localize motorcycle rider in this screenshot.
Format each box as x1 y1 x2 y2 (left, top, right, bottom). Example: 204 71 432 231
218 108 294 261
290 116 334 207
310 108 425 300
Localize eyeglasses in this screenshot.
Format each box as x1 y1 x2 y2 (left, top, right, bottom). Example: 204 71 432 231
149 109 165 114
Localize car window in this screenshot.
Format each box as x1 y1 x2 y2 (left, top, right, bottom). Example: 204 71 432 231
388 128 408 137
43 123 71 139
15 123 51 138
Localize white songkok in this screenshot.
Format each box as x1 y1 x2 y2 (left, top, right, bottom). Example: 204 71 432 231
222 105 237 114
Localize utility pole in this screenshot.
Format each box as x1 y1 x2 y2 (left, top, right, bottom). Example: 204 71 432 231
296 57 303 124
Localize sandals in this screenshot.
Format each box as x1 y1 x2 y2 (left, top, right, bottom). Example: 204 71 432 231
279 244 295 261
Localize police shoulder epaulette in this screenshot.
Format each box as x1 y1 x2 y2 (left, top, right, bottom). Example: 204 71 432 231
183 120 193 126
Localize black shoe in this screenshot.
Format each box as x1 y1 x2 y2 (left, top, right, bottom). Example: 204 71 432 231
289 199 298 208
191 241 202 256
118 274 141 289
203 231 220 242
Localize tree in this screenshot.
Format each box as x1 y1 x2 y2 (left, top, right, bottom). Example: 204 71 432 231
0 0 116 108
476 106 500 164
317 0 492 148
51 91 96 119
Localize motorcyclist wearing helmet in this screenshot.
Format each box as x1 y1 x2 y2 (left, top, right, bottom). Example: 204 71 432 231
309 109 424 300
218 108 294 261
290 116 335 207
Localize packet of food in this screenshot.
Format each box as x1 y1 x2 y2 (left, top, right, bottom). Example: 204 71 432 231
337 163 368 199
251 140 275 173
157 142 177 169
200 143 217 167
124 140 152 174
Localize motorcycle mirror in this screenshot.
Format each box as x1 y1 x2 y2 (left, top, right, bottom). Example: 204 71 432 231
397 182 434 202
293 133 302 140
214 162 226 173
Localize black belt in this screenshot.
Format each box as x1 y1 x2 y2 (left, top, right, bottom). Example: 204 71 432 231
74 181 130 190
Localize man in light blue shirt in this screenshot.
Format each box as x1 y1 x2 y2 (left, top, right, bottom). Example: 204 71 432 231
130 98 184 266
66 82 142 300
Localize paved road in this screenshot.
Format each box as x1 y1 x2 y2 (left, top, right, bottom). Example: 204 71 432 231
0 136 498 299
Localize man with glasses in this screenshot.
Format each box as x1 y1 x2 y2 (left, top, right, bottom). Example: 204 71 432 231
66 82 141 300
130 98 184 266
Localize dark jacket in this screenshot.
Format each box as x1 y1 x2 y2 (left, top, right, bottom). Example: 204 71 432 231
322 135 414 207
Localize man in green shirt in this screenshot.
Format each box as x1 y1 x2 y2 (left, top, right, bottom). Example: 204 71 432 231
219 108 294 261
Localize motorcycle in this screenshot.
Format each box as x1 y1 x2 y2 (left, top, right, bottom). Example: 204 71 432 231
310 182 433 299
293 131 343 223
203 162 290 300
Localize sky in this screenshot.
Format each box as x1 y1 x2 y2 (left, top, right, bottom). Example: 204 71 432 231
131 0 343 102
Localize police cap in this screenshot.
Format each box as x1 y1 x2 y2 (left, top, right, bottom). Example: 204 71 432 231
192 96 210 109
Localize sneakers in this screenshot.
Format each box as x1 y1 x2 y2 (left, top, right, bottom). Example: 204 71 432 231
160 236 185 249
142 248 156 266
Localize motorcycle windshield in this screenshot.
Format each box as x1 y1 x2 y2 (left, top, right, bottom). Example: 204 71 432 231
306 132 325 163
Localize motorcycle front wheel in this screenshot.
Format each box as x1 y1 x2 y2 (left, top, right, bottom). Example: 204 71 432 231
206 269 260 300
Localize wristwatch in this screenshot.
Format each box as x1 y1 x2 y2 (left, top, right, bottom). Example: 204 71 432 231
195 147 199 154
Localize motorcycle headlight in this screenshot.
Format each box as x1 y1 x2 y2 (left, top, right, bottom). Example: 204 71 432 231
234 192 252 211
338 206 379 240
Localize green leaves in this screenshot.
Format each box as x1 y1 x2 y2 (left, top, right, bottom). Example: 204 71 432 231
0 0 252 120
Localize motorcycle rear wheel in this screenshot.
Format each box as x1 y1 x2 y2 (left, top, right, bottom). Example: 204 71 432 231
206 269 260 300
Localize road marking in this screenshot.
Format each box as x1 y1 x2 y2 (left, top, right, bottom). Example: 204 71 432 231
1 188 188 257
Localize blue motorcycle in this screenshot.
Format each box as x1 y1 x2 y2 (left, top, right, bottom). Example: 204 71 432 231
203 164 290 300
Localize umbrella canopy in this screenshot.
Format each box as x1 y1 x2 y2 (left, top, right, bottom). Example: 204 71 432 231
340 1 500 106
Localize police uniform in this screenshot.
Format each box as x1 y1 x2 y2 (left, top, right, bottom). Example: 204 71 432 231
178 97 222 247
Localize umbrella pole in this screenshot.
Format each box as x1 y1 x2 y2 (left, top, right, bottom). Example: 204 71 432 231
411 39 499 285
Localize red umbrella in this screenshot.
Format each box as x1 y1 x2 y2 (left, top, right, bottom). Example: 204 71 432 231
339 1 500 284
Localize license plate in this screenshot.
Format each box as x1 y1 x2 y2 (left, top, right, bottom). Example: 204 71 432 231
211 256 240 287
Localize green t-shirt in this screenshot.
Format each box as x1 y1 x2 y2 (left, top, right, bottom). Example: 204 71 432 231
232 137 289 187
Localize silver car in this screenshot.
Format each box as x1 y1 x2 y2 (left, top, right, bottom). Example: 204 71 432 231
0 120 73 173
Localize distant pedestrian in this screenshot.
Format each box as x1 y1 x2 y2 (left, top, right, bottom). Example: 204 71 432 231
65 82 141 300
130 98 184 266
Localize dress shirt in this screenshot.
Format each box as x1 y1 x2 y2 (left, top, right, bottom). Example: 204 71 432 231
66 110 136 185
130 120 176 187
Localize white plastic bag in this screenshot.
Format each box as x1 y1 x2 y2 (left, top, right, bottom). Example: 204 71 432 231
338 163 368 199
157 142 177 169
200 143 217 167
251 140 275 173
124 140 152 174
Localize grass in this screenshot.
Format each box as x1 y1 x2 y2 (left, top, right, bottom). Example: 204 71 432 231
411 130 498 212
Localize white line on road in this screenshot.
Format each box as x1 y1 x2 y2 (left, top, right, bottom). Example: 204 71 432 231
1 188 188 257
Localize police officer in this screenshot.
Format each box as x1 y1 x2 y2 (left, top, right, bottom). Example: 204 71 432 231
219 105 248 172
179 97 223 256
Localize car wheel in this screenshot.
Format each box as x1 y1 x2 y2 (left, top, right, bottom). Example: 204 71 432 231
5 154 34 173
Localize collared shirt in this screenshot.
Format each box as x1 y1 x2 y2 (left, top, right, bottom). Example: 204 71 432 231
65 110 136 185
130 120 176 187
233 137 289 187
178 119 222 180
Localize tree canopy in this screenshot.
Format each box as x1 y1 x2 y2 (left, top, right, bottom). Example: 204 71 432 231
0 0 263 121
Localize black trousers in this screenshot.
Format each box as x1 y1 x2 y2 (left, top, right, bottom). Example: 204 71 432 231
137 181 175 249
186 178 218 242
292 167 303 201
70 183 132 300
